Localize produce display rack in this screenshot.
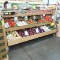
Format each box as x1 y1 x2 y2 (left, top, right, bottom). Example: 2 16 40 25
2 11 57 47
0 8 57 60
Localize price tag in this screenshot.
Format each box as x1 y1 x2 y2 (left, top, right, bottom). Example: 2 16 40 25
14 17 18 21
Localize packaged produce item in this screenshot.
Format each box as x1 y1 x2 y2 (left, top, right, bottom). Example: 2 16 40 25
4 20 16 28
40 26 51 32
7 31 22 41
16 21 28 26
4 22 10 28
24 29 29 36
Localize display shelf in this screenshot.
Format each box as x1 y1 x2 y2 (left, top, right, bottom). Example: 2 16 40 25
8 29 57 46
5 22 52 32
2 12 53 18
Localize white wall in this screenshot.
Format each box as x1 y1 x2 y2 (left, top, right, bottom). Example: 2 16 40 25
1 0 60 4
49 0 58 4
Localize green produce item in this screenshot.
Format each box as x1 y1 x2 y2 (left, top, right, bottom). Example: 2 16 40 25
48 25 56 30
11 3 18 9
31 4 36 9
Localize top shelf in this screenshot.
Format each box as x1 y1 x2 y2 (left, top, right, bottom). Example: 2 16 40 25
2 12 53 18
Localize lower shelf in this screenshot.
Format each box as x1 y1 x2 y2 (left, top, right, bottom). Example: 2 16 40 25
8 29 57 46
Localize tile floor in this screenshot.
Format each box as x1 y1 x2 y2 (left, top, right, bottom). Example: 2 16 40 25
8 35 60 60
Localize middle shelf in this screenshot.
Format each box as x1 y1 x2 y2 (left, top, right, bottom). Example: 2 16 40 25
5 22 52 32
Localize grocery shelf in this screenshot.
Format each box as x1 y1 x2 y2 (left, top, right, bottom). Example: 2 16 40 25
5 22 51 32
8 29 57 46
2 12 53 18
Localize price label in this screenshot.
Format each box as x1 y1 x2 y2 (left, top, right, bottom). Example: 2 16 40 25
14 17 18 21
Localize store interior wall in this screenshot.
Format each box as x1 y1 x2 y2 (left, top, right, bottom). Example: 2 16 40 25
0 0 58 10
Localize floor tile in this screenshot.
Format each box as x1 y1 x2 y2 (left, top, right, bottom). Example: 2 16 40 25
21 36 60 60
8 44 32 60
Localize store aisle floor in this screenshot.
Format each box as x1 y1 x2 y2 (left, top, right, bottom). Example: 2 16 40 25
8 35 60 60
